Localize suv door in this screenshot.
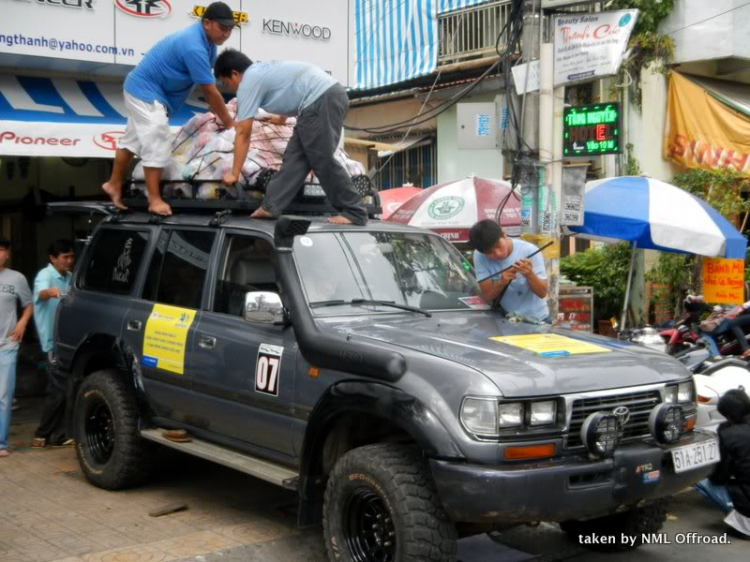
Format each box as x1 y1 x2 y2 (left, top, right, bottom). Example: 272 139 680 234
120 228 217 424
57 227 152 373
188 231 299 459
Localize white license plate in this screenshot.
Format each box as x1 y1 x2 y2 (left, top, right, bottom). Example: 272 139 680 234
671 439 720 473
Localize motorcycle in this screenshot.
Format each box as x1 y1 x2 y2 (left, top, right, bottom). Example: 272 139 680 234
660 295 708 355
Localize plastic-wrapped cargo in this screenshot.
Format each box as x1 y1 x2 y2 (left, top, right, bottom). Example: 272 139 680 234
131 99 366 200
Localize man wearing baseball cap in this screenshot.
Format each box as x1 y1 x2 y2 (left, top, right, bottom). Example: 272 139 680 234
102 2 237 216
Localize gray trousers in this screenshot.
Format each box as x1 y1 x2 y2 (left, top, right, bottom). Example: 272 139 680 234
262 84 368 225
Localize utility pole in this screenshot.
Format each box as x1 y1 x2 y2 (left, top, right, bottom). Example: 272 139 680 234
519 0 564 322
519 0 541 235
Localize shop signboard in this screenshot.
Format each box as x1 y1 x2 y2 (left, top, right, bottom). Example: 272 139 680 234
2 0 351 84
0 75 193 157
553 9 638 87
563 103 621 157
113 1 244 67
2 0 117 64
702 258 745 305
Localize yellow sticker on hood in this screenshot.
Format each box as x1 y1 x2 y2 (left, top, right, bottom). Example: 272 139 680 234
490 333 611 356
143 304 197 374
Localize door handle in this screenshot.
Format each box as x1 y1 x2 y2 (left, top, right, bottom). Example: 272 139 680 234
127 320 142 331
199 336 216 349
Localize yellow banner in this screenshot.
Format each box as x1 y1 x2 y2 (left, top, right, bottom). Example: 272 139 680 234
664 73 750 176
490 334 610 356
143 304 197 375
702 258 745 305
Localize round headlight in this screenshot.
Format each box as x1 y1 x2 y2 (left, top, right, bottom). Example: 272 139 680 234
580 412 621 458
649 404 685 444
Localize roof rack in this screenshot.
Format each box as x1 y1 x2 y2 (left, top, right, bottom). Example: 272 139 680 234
122 180 382 218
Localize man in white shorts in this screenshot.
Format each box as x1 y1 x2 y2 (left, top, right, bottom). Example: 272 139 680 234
102 2 236 216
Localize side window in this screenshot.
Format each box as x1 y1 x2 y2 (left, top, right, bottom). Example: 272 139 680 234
82 229 150 294
214 235 275 316
142 230 215 309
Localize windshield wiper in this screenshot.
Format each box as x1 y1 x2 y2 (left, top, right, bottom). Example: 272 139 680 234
310 298 432 317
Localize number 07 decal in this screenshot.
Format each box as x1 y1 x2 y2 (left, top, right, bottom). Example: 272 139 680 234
255 344 283 396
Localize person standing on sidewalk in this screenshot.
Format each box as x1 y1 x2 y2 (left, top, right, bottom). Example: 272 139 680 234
215 50 368 226
102 1 237 216
30 240 74 449
0 239 33 458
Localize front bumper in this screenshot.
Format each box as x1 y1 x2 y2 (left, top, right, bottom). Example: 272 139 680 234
430 431 716 524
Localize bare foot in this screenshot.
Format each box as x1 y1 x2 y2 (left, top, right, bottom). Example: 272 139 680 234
148 199 172 216
251 208 273 219
328 215 354 225
102 181 127 210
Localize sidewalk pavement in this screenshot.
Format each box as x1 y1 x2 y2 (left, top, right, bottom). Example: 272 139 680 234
2 398 747 562
1 397 317 562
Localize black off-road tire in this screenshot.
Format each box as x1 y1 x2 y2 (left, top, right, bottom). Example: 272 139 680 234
560 499 669 552
323 443 457 562
74 369 153 490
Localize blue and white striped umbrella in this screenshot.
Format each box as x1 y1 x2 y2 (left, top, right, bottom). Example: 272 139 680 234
568 176 747 259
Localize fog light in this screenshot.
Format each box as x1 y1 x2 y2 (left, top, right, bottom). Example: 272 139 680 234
580 412 621 458
649 404 685 444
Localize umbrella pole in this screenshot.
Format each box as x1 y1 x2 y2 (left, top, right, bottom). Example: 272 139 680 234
621 242 637 331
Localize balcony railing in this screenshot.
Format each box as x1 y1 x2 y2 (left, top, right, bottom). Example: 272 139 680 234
438 1 513 64
438 0 605 65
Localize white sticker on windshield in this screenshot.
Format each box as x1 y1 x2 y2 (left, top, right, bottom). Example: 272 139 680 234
300 236 313 247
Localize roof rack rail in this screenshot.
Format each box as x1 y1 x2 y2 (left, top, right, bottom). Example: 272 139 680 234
123 180 382 218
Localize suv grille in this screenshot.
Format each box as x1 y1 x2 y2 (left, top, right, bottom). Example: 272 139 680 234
566 390 662 449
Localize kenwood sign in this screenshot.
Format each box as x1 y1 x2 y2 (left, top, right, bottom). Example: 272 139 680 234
263 19 331 41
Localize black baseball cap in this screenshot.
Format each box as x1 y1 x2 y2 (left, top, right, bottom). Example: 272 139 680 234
203 2 236 27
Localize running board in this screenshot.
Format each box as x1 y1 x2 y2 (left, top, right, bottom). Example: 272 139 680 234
140 428 299 490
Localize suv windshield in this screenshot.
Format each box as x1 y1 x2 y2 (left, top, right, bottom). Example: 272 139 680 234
294 231 485 316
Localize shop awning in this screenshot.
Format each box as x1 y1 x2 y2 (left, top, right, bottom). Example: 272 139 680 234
664 72 750 175
0 75 208 158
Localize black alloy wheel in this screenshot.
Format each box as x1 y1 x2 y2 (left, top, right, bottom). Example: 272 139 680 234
73 369 153 490
84 397 115 464
344 488 397 562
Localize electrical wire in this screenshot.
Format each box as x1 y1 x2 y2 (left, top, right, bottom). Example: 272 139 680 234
346 0 525 134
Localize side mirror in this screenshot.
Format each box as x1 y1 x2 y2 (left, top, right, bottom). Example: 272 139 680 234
244 292 285 324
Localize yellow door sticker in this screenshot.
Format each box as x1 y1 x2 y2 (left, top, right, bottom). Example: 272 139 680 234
142 304 197 375
490 333 611 356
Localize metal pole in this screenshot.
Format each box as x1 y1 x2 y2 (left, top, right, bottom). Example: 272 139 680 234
621 241 637 331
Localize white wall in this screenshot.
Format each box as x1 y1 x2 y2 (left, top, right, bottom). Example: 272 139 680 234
626 65 677 182
660 0 742 64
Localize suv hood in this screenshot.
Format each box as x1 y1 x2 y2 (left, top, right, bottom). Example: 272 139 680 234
319 312 687 397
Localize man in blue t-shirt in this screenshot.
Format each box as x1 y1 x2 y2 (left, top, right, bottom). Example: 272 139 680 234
30 240 74 449
469 219 549 321
214 50 367 225
102 2 237 216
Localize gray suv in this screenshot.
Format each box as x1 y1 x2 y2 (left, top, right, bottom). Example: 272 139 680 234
56 208 718 562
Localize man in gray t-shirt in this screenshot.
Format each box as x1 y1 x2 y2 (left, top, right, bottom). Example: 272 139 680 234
0 239 33 457
215 50 367 226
